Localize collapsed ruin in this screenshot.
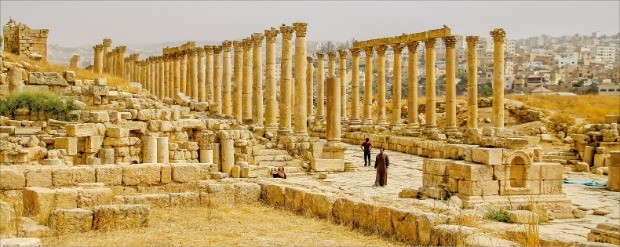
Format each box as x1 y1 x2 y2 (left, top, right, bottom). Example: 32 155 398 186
0 19 619 246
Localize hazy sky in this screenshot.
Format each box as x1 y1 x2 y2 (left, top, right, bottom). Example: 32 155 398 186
1 1 619 47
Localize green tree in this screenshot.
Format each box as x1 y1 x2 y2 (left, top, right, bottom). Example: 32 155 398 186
586 83 599 94
479 82 493 97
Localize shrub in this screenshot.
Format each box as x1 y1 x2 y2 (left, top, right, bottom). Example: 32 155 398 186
0 91 80 121
485 208 511 223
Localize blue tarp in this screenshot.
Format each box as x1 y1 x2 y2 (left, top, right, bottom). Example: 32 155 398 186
562 179 607 187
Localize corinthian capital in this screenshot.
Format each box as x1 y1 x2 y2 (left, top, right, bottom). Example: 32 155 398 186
490 28 506 43
391 43 404 54
466 36 479 47
376 45 388 56
406 41 419 53
338 50 348 59
424 38 436 48
350 48 361 57
280 25 295 40
233 41 243 52
222 40 232 52
442 36 457 48
293 22 308 37
265 28 280 43
251 33 264 46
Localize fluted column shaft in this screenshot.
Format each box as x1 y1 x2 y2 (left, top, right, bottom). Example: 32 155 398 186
407 42 420 129
252 33 264 126
278 26 295 134
376 45 388 126
222 41 233 116
391 44 403 126
491 28 506 128
363 47 374 125
466 36 479 129
338 50 348 122
264 29 279 132
316 53 325 122
425 39 437 130
443 36 458 132
214 46 223 114
233 42 243 122
293 23 308 135
242 39 253 124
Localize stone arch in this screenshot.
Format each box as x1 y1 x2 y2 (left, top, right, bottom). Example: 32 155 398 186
505 151 532 188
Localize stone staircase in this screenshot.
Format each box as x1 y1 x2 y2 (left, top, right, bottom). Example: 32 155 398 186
248 147 306 177
542 150 581 165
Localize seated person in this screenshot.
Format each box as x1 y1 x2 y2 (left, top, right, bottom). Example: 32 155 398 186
272 166 287 179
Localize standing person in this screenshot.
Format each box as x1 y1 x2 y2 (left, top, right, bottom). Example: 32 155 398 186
374 148 389 187
361 138 373 167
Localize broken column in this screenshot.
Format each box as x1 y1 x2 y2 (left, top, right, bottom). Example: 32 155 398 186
143 136 157 163
221 138 235 175
157 137 169 164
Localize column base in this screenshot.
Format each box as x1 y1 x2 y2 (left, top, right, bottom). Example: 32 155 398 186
265 124 279 133
348 118 362 125
277 129 293 135
390 123 405 132
294 130 309 137
362 119 374 125
407 123 421 130
376 120 388 127
242 118 254 125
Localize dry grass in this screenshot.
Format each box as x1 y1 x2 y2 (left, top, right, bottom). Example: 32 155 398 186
507 94 620 123
4 52 129 88
42 204 403 247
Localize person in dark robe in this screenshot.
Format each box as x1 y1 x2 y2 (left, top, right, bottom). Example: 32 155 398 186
374 148 389 187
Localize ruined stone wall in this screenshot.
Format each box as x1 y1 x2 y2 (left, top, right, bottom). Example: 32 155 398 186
2 19 49 61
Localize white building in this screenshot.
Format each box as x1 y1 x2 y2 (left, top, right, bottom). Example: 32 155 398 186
554 52 578 67
595 45 617 64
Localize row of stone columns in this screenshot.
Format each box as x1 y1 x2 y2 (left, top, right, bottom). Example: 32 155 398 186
310 28 506 133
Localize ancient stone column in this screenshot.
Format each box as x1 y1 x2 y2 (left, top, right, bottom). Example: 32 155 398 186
93 45 103 74
174 53 181 97
391 43 404 128
338 50 348 122
306 56 315 122
278 25 295 134
242 38 253 124
265 28 279 132
164 55 171 98
142 135 157 163
118 46 126 78
221 138 235 175
233 41 244 122
214 45 223 114
491 28 506 129
327 52 336 76
222 41 233 116
159 57 165 100
326 76 341 146
205 45 214 104
363 47 374 125
70 55 80 69
102 39 111 73
180 51 188 95
316 53 325 122
406 41 420 129
189 48 198 101
197 47 206 102
251 33 264 126
349 48 361 125
146 58 152 95
443 36 458 133
151 58 156 96
376 45 388 126
425 39 437 130
157 137 169 164
293 22 308 135
466 36 479 129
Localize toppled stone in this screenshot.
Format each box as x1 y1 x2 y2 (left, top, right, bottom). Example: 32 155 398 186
28 72 68 86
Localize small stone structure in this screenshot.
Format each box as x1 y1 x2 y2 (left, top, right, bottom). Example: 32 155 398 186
3 19 49 61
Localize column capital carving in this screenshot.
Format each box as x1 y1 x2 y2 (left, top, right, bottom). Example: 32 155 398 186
490 28 506 43
204 45 214 54
391 43 404 54
327 52 337 60
338 50 348 58
442 36 457 48
293 22 308 37
279 25 295 40
363 46 374 55
222 40 232 51
188 48 197 56
196 46 205 54
466 36 480 47
102 38 112 47
350 48 361 57
424 38 436 48
233 41 243 52
264 28 280 42
214 45 223 54
117 46 127 53
316 52 325 59
251 33 264 46
406 41 419 52
376 45 388 56
242 38 252 50
94 45 103 51
307 56 314 63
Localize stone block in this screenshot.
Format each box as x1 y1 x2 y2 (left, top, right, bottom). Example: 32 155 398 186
51 167 95 187
284 187 306 213
541 180 562 195
170 192 200 207
261 184 285 207
49 208 93 233
23 187 77 224
472 147 503 165
77 187 112 208
0 238 42 247
448 161 493 181
507 210 539 224
391 209 418 245
55 137 77 155
310 158 345 172
205 183 234 207
457 180 499 196
24 168 52 188
332 197 356 226
66 123 100 137
105 127 129 138
353 202 376 232
1 168 26 190
233 182 261 204
28 72 68 86
170 164 200 183
122 164 161 186
92 204 149 230
375 206 394 236
398 189 419 198
309 193 335 220
124 194 169 208
538 163 563 180
94 165 122 185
